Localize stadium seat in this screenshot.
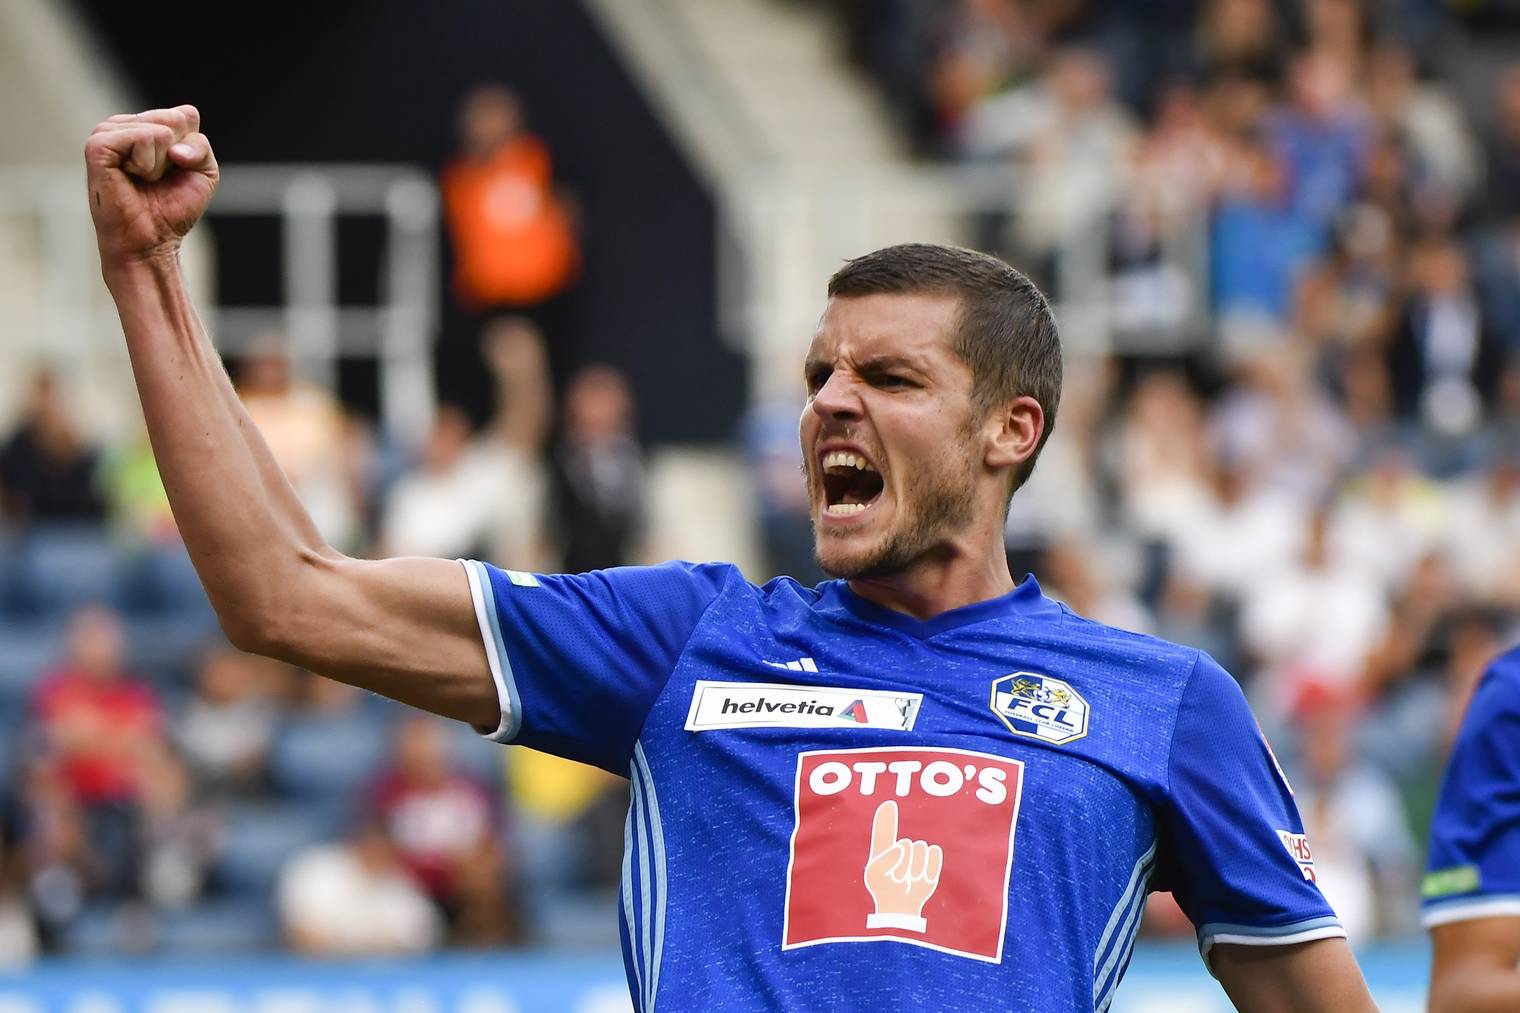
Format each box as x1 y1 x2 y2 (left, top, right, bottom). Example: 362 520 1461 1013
213 802 336 896
116 544 213 618
122 614 220 687
0 619 63 710
268 705 389 808
7 526 123 618
160 899 277 953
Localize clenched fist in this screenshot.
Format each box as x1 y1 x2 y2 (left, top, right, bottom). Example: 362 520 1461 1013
85 105 218 265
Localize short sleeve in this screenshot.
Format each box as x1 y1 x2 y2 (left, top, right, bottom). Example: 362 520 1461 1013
460 559 733 772
1422 650 1520 928
1154 653 1344 963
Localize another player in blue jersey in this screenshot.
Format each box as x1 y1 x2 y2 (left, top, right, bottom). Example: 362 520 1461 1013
1424 646 1520 1012
88 106 1373 1011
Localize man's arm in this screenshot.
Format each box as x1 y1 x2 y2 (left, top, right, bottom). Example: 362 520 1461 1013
1212 938 1376 1012
87 106 497 728
1428 916 1520 1013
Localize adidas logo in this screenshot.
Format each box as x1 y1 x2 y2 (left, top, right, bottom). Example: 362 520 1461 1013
764 657 819 673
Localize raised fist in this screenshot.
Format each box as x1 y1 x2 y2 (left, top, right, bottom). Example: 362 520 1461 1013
85 105 218 265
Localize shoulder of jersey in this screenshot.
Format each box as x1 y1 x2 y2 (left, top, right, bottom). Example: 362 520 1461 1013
1048 605 1202 668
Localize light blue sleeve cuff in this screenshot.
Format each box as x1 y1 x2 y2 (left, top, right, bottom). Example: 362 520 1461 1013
1197 915 1346 974
460 559 523 743
1423 894 1520 929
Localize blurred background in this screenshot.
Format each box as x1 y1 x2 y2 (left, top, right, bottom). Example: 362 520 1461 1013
3 0 1519 1008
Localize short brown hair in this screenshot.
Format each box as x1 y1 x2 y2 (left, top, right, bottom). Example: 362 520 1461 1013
826 243 1062 496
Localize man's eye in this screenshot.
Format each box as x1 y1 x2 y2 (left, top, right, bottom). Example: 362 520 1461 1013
806 370 831 393
877 375 912 389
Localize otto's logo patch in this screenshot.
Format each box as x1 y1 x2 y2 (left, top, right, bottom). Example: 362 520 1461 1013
783 746 1024 963
1277 830 1317 883
990 673 1089 745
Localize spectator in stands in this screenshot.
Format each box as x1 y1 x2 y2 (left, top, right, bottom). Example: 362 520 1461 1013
1290 686 1417 940
1196 0 1288 84
1295 204 1403 361
277 821 442 957
175 647 282 798
0 795 37 966
1110 370 1213 554
929 0 1043 151
1387 236 1505 442
1039 539 1153 634
1210 140 1326 336
0 369 106 526
1173 454 1307 606
379 317 551 566
1329 445 1447 593
29 608 172 898
1008 49 1138 264
1480 64 1520 223
1441 446 1520 608
1240 507 1389 710
1364 46 1481 224
549 365 645 573
1267 49 1372 229
235 337 360 552
1210 348 1356 504
442 84 580 387
371 714 519 946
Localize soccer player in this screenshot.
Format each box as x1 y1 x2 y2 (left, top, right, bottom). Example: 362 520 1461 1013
1423 645 1520 1013
86 107 1373 1011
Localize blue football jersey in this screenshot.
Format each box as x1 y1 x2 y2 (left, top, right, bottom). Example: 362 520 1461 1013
460 560 1341 1012
1423 646 1520 928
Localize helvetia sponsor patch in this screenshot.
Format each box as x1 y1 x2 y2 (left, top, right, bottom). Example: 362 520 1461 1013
685 681 921 732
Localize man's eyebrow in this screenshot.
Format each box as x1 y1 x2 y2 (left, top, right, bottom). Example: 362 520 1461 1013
856 354 928 372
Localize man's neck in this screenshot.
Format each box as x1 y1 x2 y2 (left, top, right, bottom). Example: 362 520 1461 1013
846 546 1016 621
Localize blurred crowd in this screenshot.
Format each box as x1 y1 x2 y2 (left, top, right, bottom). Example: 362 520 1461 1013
0 306 648 961
814 0 1520 940
6 0 1520 965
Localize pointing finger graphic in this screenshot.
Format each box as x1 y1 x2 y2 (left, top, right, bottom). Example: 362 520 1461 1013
869 799 898 860
863 800 944 934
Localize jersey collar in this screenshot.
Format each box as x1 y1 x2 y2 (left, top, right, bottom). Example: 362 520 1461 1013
821 574 1058 639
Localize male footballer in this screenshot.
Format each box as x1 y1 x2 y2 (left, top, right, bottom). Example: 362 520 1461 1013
86 106 1373 1011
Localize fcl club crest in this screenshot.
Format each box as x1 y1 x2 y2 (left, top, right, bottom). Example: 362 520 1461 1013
989 672 1089 745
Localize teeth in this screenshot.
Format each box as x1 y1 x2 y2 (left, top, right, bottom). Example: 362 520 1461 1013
826 503 867 516
822 451 871 471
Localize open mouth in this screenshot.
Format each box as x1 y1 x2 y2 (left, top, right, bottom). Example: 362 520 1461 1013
820 450 885 517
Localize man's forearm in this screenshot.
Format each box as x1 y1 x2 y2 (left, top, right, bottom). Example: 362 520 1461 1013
103 252 331 642
1431 969 1520 1013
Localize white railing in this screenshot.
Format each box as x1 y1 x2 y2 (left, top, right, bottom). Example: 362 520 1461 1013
0 164 439 443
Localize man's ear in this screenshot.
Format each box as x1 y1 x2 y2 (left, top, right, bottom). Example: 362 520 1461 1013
984 395 1044 472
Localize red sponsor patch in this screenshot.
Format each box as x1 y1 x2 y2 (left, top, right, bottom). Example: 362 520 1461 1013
782 746 1024 962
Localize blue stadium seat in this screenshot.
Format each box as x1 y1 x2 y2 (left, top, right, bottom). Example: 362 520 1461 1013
448 720 507 787
160 899 277 953
123 614 220 687
58 902 161 956
214 802 336 896
0 619 63 711
7 526 123 618
117 545 212 618
268 708 388 808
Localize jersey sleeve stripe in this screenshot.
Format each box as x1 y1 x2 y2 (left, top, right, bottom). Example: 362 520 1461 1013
1422 894 1520 928
1093 840 1157 1006
634 742 670 1012
621 796 644 1010
1198 916 1346 960
460 559 523 743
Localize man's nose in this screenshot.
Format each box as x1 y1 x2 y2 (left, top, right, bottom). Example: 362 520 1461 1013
810 371 861 422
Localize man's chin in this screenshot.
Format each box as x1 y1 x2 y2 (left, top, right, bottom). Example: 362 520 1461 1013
814 535 899 581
